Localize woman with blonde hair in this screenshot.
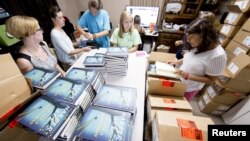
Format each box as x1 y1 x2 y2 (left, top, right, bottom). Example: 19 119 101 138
5 15 65 75
110 11 142 53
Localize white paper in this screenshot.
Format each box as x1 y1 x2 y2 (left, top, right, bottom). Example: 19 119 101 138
220 25 231 34
242 36 250 48
233 47 247 55
207 86 216 98
227 63 239 75
225 13 238 24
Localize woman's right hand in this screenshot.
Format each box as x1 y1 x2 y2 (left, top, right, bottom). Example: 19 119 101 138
175 40 183 46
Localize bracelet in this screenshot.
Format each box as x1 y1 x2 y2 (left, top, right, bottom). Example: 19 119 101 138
93 34 96 39
184 72 189 80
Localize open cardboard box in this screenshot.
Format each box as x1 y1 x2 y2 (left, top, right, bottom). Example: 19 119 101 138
152 111 214 141
148 76 186 97
0 54 39 129
149 52 176 64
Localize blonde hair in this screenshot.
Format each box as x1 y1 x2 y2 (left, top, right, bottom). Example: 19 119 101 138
118 11 133 38
198 11 215 26
5 15 39 39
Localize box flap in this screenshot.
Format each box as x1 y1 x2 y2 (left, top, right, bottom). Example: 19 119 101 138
227 4 242 12
149 52 176 63
0 53 22 80
149 95 192 111
148 77 186 97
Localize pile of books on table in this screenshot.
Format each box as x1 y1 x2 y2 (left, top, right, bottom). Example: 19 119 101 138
83 55 106 75
105 47 129 76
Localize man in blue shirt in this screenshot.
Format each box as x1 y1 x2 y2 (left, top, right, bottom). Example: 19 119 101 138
76 0 110 47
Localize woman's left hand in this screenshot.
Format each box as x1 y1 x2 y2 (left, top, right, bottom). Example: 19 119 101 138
175 70 189 79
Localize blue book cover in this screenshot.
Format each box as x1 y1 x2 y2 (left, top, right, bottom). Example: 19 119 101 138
66 68 98 84
43 77 90 106
72 106 132 141
83 56 105 67
107 47 129 54
92 84 137 114
24 67 60 89
16 95 76 139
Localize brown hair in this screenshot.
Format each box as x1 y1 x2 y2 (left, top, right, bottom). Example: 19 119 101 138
186 18 219 54
5 15 39 39
198 11 215 26
118 11 133 38
88 0 103 10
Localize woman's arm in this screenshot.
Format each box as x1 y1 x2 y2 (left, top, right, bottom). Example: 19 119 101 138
55 64 66 77
176 70 218 84
129 45 139 53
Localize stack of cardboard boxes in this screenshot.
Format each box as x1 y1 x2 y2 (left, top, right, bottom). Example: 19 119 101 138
146 52 215 141
219 0 249 48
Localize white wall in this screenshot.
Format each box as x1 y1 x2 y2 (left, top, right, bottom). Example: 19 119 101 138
58 0 130 31
57 0 80 27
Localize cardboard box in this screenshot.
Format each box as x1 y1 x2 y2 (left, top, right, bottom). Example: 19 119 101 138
218 74 250 93
225 40 249 56
152 111 214 141
220 24 240 38
149 52 176 64
222 95 250 124
225 50 235 64
0 25 20 46
242 18 250 32
205 82 247 105
148 77 186 97
0 54 32 123
234 0 250 13
156 45 170 53
219 34 231 48
225 53 250 82
147 95 192 124
198 92 231 115
224 5 247 26
0 126 40 141
233 30 250 49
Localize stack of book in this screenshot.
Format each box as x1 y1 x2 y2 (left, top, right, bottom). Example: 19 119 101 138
65 67 105 93
71 106 134 141
16 95 82 141
83 55 106 75
105 47 129 76
43 77 95 111
24 67 60 89
92 84 137 115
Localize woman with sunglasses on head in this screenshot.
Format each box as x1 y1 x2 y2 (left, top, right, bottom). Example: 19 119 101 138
169 18 227 101
76 0 111 47
5 15 65 76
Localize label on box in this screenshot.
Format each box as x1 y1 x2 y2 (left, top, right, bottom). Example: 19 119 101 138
234 1 248 10
177 119 197 128
207 86 216 98
217 105 230 111
221 25 230 34
180 128 203 141
203 93 210 104
198 100 204 110
219 76 230 83
213 83 223 92
211 110 223 115
225 13 238 24
242 36 250 48
163 98 176 104
227 62 239 75
233 47 247 55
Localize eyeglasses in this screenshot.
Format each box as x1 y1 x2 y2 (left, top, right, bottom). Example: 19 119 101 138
36 28 43 32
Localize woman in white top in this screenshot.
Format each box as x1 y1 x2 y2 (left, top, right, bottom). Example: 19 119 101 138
50 6 91 68
170 18 227 101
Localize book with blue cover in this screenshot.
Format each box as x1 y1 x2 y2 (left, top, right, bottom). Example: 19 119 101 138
72 106 133 141
16 95 77 140
92 84 137 114
24 67 60 89
66 67 105 92
106 47 129 57
83 56 105 67
42 77 94 110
